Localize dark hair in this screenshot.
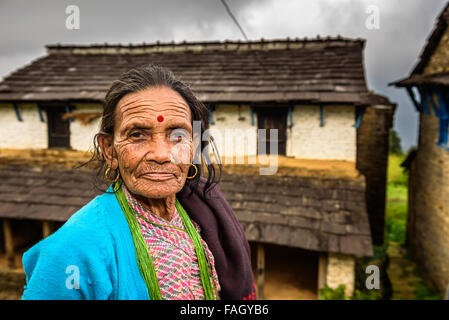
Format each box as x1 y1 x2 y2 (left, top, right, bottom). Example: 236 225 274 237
81 64 222 198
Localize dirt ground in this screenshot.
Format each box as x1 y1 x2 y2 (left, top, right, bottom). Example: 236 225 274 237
0 148 360 180
250 242 318 300
0 253 26 300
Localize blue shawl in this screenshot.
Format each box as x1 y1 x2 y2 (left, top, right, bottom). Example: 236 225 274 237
22 179 255 300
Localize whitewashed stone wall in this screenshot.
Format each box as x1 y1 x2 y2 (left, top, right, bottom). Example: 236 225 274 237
325 252 356 297
287 105 356 161
0 103 102 151
0 103 47 149
70 103 101 152
209 104 258 160
0 103 356 162
209 104 356 162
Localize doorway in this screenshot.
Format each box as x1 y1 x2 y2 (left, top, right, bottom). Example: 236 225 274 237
256 107 287 156
46 107 71 149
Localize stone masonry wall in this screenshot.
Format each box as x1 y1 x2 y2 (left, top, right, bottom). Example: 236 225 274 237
423 25 449 74
408 23 449 295
409 112 449 294
356 105 395 245
325 252 356 297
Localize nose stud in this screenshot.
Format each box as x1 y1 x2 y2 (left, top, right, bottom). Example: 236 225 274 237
157 115 164 122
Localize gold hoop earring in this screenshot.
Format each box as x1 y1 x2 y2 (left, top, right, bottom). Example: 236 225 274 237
186 164 198 179
105 167 120 183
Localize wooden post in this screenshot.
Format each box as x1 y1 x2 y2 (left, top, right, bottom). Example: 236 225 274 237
257 243 265 299
2 219 15 267
42 220 53 238
317 253 328 293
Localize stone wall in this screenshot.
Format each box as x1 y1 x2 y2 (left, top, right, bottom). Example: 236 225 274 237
69 103 101 151
356 104 395 245
408 112 449 294
210 104 356 161
208 104 258 158
423 25 449 74
287 105 356 161
406 23 449 295
325 252 356 297
0 102 102 151
0 103 48 149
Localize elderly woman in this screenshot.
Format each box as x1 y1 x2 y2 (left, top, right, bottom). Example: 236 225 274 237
21 64 256 300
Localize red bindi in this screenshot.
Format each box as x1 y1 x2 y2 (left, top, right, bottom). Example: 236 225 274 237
157 115 164 122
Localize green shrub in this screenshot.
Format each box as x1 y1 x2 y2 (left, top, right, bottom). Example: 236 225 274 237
413 281 441 300
352 289 382 300
319 284 383 300
318 284 348 300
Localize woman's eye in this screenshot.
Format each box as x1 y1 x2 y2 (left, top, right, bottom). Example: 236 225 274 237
171 129 189 141
130 131 143 138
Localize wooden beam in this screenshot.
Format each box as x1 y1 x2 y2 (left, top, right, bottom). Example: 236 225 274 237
2 219 15 267
288 105 294 128
250 106 255 126
319 105 325 127
208 104 215 125
36 103 45 122
406 86 423 113
353 106 367 129
417 86 430 115
12 103 23 122
257 242 265 299
317 253 328 291
42 220 53 238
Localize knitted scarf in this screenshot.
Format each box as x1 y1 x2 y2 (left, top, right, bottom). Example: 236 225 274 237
176 177 257 300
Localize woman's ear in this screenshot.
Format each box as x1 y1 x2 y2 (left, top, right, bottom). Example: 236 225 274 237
97 134 118 169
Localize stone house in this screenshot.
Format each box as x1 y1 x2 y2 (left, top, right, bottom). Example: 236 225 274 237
392 2 449 296
0 37 395 298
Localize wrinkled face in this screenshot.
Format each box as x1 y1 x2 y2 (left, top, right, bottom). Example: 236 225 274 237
109 86 196 199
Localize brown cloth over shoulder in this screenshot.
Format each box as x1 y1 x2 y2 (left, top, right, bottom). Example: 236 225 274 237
176 177 257 300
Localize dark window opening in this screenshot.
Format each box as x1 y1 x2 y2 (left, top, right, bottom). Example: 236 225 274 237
46 107 71 149
256 107 287 156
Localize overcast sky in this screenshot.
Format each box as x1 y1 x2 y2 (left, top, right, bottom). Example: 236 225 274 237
0 0 447 151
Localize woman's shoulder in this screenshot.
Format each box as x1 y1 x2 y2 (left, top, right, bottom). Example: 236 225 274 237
23 191 114 266
21 190 119 299
61 189 117 232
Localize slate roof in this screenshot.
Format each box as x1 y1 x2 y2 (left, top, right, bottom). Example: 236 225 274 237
0 165 99 222
0 163 373 257
394 71 449 87
0 37 387 106
222 173 372 257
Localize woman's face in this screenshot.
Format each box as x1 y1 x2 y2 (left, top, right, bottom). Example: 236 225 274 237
105 86 196 199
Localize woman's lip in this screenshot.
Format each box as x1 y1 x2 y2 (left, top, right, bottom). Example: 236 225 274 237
141 173 175 181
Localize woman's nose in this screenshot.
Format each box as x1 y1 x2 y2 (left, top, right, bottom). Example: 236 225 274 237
145 134 172 163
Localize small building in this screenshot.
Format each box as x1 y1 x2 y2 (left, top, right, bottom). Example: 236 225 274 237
392 2 449 296
0 37 395 298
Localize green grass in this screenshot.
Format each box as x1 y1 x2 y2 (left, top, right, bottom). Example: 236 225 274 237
387 153 409 186
385 153 408 245
385 184 408 244
384 152 442 300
